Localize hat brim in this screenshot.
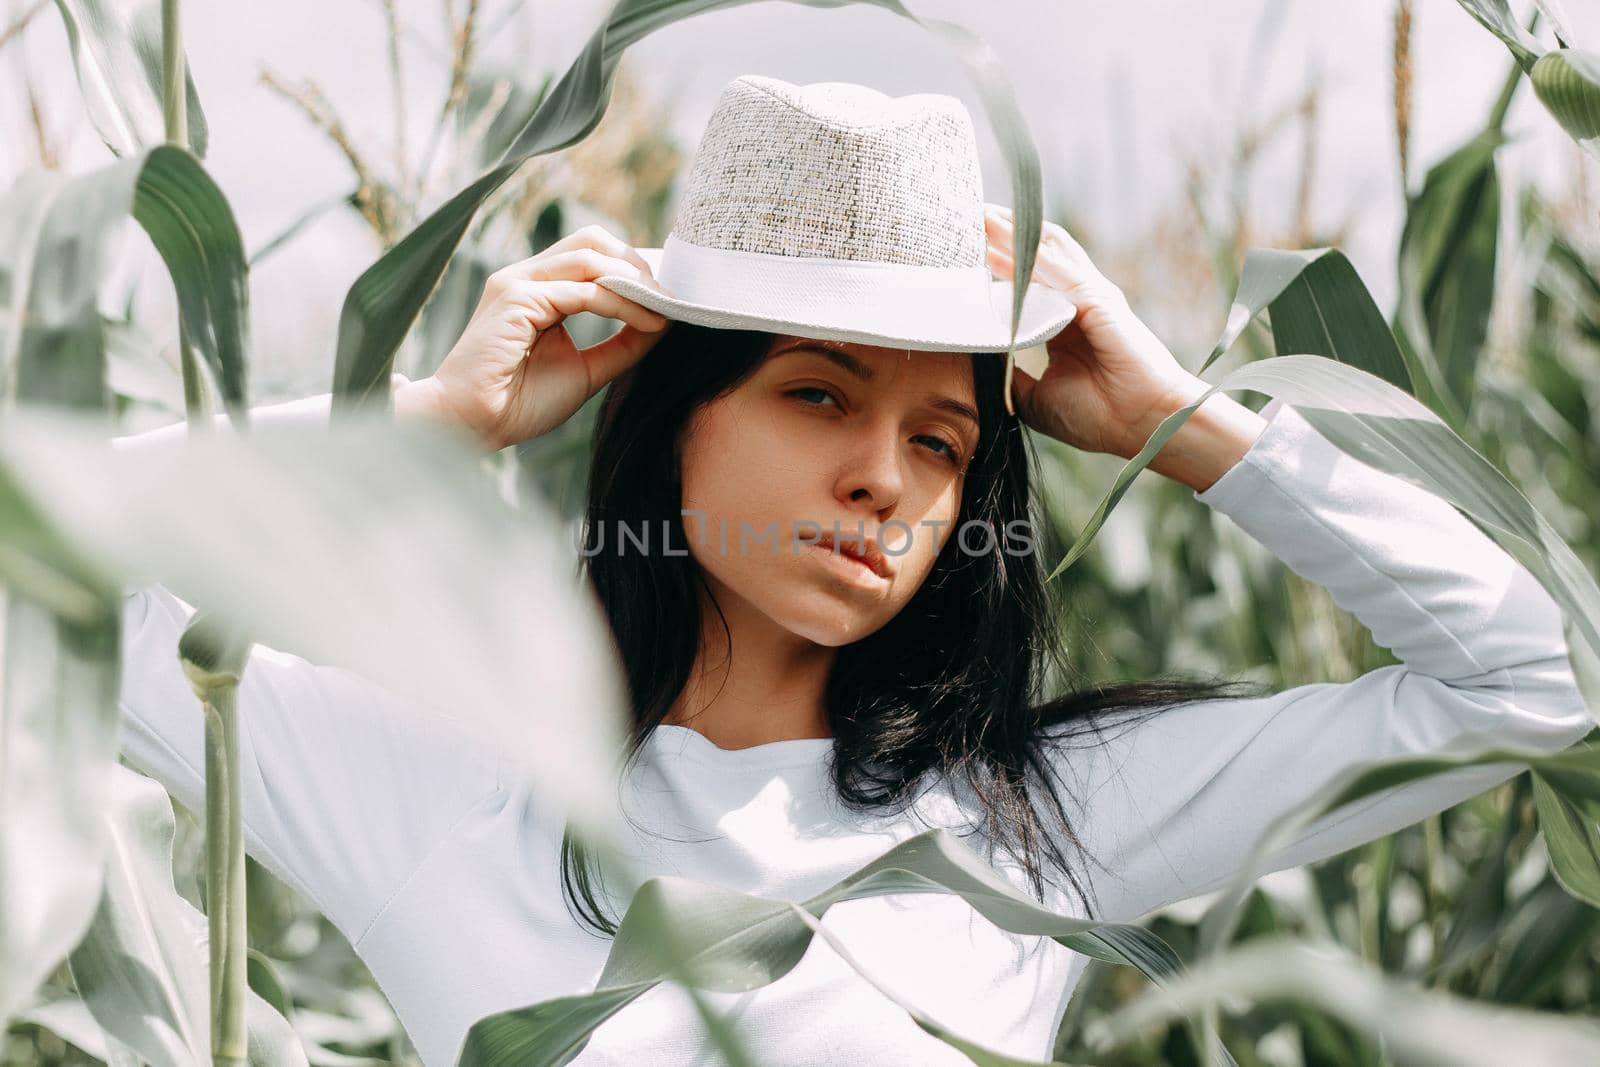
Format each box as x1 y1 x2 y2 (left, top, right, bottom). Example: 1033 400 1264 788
595 246 1075 354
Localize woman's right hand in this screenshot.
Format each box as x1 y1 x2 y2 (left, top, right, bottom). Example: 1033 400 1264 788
397 225 673 451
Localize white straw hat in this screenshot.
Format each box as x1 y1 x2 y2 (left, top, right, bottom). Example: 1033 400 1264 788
594 74 1076 361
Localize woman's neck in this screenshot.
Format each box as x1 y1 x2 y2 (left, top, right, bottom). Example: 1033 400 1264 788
662 580 836 750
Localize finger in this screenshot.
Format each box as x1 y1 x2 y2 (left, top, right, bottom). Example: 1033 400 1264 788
986 243 1014 277
988 244 1048 285
579 320 672 388
984 208 1094 264
528 279 670 334
984 202 1086 251
1040 218 1095 269
985 217 1099 291
510 248 664 292
534 224 658 280
984 206 1013 249
987 242 1079 293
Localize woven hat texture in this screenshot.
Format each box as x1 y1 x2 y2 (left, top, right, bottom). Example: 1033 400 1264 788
594 73 1075 356
673 76 986 267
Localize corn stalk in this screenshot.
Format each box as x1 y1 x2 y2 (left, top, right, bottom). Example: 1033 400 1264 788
180 618 249 1067
160 3 250 1062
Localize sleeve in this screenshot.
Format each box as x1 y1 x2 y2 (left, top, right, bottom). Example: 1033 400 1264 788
1053 397 1594 924
111 389 503 947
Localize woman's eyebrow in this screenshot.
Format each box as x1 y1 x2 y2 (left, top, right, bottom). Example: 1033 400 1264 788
772 344 980 429
773 343 877 382
928 395 981 430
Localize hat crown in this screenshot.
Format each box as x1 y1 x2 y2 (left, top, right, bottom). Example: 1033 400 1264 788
670 75 986 269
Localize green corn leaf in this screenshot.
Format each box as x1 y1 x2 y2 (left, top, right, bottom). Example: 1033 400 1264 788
18 994 143 1064
1532 772 1600 907
1197 248 1421 403
67 764 306 1067
332 0 1045 412
105 313 186 415
0 169 128 614
785 904 1064 1066
1196 742 1600 962
1092 936 1600 1064
0 589 120 1035
0 168 121 1033
1132 359 1600 953
0 404 632 842
51 0 210 158
3 151 249 417
1256 254 1415 394
412 245 498 384
457 828 1196 1067
1201 247 1323 369
1454 3 1600 162
1 169 121 409
1531 49 1600 161
1435 778 1525 981
1050 245 1448 585
244 951 292 1024
0 148 250 1029
126 147 251 416
1202 356 1600 668
1452 0 1542 72
455 69 553 174
1481 876 1600 1004
0 150 218 1033
1395 131 1505 417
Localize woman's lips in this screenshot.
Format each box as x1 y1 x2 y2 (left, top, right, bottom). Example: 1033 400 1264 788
812 533 893 581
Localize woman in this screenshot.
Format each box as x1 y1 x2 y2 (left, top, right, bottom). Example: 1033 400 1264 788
115 76 1591 1066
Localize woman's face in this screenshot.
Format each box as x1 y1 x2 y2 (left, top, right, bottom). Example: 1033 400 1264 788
677 335 980 647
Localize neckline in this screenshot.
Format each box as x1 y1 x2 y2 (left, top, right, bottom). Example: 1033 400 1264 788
646 722 836 771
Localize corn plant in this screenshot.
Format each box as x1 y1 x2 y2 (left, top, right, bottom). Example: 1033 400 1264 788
4 1 1600 1066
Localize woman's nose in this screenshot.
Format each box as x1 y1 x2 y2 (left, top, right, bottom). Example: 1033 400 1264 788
835 423 905 516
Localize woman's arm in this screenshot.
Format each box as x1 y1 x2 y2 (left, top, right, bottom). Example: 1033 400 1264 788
109 372 468 450
111 385 502 945
1051 397 1593 924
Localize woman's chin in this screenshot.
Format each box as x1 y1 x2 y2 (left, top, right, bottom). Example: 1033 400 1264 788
767 587 894 647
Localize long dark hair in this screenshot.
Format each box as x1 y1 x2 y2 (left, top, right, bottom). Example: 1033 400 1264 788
559 322 1265 935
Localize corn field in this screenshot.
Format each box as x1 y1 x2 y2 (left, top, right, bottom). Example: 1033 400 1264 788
4 1 1600 1065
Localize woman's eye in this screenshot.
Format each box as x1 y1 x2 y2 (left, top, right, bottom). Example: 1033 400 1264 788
787 387 962 467
914 434 963 466
787 386 841 408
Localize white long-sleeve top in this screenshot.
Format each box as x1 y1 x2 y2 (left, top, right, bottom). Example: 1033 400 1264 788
113 395 1593 1067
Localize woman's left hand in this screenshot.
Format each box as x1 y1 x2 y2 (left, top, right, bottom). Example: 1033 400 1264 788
984 204 1206 458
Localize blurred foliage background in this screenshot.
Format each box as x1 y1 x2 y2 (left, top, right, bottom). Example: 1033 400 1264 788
4 0 1599 1064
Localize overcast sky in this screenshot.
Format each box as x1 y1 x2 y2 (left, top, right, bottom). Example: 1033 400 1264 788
4 0 1594 397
